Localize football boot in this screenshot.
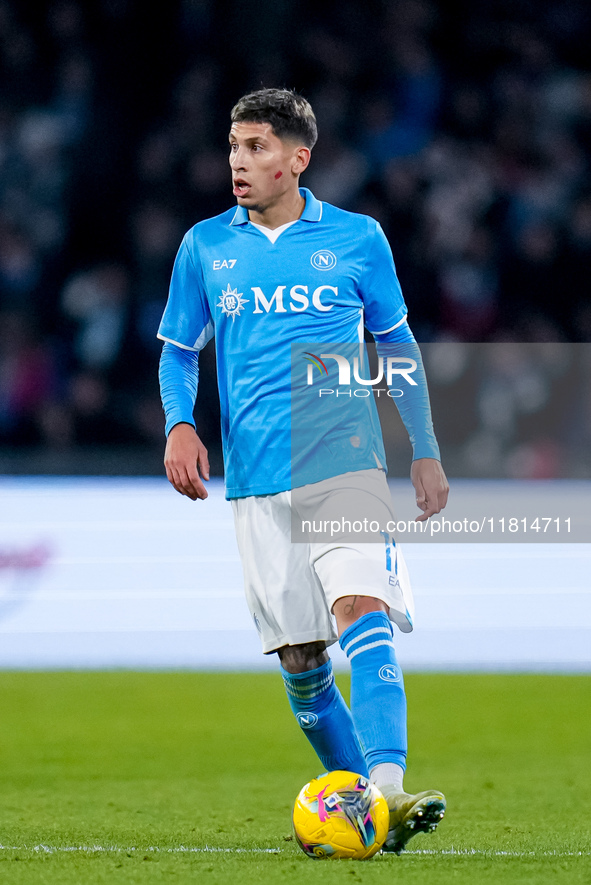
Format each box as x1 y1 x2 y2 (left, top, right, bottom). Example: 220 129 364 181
381 789 446 854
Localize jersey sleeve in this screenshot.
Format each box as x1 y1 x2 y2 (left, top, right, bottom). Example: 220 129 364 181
374 319 441 461
157 232 214 352
159 341 199 436
360 221 408 335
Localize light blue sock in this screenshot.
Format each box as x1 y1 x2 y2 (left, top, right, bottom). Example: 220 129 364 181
281 659 369 777
339 611 407 771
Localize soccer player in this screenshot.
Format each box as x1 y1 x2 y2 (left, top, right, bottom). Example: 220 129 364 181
158 89 449 854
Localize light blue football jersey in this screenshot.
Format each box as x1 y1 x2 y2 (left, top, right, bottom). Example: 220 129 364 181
158 188 408 498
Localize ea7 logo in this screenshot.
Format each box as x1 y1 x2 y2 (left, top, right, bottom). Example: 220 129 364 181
213 259 237 270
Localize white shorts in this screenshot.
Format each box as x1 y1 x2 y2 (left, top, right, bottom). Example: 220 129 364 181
231 469 414 654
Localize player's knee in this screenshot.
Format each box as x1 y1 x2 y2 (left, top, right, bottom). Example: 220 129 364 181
277 641 328 674
333 595 388 635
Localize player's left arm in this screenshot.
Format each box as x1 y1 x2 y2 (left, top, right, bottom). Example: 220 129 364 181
374 320 449 521
360 221 449 520
410 456 449 522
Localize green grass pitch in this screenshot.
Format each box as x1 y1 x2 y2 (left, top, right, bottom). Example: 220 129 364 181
0 671 589 884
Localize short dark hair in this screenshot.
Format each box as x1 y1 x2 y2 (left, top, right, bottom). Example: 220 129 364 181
230 88 318 149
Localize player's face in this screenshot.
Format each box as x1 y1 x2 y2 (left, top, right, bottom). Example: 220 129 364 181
229 121 303 212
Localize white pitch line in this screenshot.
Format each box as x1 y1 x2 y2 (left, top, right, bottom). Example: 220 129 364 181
0 845 589 858
0 845 281 855
405 848 590 858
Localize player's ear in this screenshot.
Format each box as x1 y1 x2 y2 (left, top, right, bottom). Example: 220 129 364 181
292 145 311 176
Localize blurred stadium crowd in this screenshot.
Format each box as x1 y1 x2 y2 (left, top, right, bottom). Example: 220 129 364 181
0 0 590 475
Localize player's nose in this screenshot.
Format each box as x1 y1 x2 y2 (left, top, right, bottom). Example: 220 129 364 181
230 146 247 170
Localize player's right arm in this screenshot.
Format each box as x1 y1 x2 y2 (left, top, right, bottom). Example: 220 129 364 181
157 231 214 500
159 342 210 500
164 422 210 501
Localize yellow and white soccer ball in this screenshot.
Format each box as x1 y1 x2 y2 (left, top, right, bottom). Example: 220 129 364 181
293 770 389 860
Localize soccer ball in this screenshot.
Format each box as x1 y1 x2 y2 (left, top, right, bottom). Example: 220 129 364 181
292 770 389 860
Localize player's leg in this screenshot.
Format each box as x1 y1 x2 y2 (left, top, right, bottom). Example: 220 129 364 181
332 592 445 853
332 593 407 792
278 641 369 777
231 492 367 778
316 557 445 853
293 468 445 850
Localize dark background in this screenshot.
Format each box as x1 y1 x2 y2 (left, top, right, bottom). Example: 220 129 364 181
1 0 590 477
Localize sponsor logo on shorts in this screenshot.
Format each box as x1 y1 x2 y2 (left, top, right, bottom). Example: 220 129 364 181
253 613 262 633
296 712 319 729
379 664 401 683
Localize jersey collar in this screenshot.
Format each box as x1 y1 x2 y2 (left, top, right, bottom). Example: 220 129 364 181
229 187 322 226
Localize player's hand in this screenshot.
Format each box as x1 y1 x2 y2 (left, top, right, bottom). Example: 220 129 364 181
164 423 210 500
411 458 449 522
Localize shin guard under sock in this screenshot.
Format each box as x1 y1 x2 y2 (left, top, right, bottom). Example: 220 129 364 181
281 658 369 777
339 611 407 771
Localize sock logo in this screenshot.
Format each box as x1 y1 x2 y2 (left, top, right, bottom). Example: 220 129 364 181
379 665 401 683
296 712 319 729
